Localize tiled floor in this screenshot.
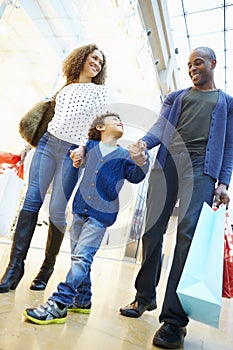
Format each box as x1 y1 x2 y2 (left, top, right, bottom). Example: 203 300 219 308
0 228 233 350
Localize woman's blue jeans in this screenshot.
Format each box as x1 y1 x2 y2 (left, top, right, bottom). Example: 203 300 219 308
50 213 106 306
135 152 216 327
23 131 80 229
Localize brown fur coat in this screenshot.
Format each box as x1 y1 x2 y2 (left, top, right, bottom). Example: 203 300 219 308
19 95 57 147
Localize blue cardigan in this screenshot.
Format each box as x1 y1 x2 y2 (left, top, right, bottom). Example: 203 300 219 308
72 140 149 226
142 88 233 186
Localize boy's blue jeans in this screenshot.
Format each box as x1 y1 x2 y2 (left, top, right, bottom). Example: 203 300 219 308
50 214 106 306
23 131 80 228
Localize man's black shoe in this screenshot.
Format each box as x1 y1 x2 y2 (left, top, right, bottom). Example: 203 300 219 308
119 299 157 318
153 322 187 349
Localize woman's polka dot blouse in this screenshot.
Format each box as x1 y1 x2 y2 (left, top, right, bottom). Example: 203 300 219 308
48 83 108 145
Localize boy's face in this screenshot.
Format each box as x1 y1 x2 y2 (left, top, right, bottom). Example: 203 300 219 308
103 116 124 138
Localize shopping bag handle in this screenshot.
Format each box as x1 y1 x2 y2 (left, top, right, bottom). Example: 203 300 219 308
0 152 24 179
0 152 21 165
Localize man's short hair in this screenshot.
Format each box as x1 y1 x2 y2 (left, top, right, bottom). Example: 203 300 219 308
194 46 216 60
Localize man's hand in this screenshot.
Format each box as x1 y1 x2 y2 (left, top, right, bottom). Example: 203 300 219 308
70 146 85 168
214 184 230 209
128 140 147 167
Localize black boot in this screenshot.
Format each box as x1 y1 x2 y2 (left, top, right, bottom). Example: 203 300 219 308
0 210 38 293
30 220 65 291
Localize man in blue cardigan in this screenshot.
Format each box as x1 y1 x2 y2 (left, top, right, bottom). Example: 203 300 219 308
23 112 149 325
120 47 233 349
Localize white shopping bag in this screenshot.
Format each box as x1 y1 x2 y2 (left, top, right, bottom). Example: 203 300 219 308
0 154 24 237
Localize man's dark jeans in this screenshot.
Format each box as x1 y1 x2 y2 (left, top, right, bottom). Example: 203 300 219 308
135 153 216 326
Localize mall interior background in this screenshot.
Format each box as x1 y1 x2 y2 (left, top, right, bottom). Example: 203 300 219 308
0 0 180 262
1 2 233 350
1 0 233 263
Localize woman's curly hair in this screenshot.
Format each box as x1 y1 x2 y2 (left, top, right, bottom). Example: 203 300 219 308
62 43 107 85
88 112 120 141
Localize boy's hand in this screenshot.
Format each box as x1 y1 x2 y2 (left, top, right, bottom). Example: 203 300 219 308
70 146 85 168
128 140 147 166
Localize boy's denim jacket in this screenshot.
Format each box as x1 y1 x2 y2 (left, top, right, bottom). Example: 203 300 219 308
142 87 233 187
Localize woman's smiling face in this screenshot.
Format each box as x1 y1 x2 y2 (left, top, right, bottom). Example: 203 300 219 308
81 49 104 79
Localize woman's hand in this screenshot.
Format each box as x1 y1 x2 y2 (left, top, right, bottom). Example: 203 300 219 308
19 144 32 163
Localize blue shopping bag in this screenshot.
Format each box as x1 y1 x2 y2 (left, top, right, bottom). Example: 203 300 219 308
177 202 225 328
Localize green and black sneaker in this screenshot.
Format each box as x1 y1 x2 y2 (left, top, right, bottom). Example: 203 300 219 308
68 301 91 314
23 300 67 325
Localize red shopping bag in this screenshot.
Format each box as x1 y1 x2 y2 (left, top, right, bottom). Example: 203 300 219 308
0 151 24 236
222 213 233 298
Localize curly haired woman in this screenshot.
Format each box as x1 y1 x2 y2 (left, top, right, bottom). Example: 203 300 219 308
0 43 108 293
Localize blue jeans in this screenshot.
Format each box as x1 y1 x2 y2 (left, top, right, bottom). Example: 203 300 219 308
50 214 106 306
135 153 216 327
23 132 80 228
